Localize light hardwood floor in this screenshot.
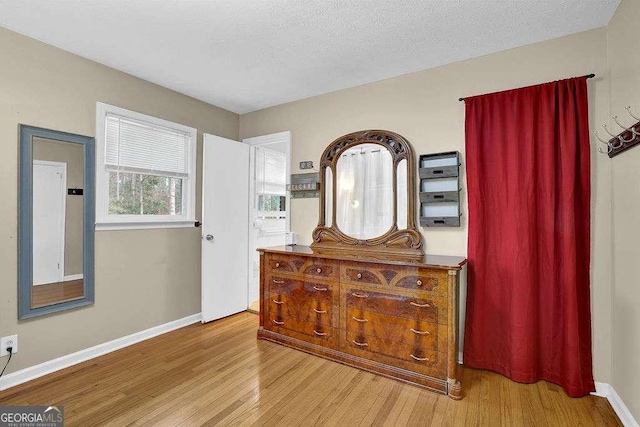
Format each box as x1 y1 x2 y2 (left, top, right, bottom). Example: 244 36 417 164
31 279 84 308
0 312 620 426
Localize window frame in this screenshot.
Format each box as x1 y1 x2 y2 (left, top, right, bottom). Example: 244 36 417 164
95 102 197 230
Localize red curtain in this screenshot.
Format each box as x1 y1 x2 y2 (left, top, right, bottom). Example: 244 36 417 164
463 77 594 397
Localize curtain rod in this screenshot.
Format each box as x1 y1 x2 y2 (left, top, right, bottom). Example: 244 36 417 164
458 73 596 102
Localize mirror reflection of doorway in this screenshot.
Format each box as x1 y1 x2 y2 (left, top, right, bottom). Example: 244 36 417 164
32 160 66 286
244 132 291 313
31 138 85 309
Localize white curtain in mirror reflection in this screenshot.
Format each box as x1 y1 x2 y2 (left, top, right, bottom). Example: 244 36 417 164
336 144 395 239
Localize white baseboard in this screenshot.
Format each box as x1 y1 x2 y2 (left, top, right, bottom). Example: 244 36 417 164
0 313 202 392
63 274 83 281
592 382 608 398
593 382 639 427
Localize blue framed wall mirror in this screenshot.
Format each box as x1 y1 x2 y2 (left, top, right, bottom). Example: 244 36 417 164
18 125 95 319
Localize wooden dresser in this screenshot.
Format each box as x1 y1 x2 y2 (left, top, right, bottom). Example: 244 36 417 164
257 245 467 399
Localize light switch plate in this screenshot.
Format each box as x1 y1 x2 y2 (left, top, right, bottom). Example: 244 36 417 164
299 161 314 170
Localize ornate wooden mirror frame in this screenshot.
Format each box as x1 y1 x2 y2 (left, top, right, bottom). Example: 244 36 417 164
311 130 424 261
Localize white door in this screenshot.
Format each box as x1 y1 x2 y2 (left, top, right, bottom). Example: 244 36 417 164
244 132 291 311
33 161 67 286
201 134 249 323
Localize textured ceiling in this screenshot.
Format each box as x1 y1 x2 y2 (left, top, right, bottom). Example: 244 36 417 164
0 0 620 114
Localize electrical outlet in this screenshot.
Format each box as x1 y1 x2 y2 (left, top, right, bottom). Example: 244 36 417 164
1 335 18 357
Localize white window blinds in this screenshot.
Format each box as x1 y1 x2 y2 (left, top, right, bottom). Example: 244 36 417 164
256 146 286 196
105 114 191 177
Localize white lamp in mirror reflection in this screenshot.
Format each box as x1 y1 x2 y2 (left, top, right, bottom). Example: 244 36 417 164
338 176 354 191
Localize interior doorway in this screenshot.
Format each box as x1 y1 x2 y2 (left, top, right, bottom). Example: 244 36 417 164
32 160 67 286
243 131 291 312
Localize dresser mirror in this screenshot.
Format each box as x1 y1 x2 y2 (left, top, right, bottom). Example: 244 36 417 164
18 125 95 319
312 130 423 260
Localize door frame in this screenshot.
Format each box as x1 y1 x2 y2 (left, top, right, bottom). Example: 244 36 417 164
32 159 67 285
243 131 291 309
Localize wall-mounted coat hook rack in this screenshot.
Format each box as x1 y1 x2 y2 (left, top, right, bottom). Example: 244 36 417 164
593 106 640 158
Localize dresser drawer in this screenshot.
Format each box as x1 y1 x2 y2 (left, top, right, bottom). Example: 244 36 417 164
266 254 338 280
268 276 334 298
344 288 446 324
341 262 448 296
267 316 335 342
342 331 446 377
394 269 448 295
345 309 446 351
265 254 304 275
269 295 333 326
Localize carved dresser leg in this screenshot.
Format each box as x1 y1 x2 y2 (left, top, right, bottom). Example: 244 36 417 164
447 378 463 400
447 269 462 400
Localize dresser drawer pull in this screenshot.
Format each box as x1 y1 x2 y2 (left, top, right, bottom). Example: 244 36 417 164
272 279 285 284
352 316 368 323
275 262 280 268
352 292 369 298
313 286 328 291
316 267 322 273
356 273 362 279
410 354 430 361
409 301 430 308
416 279 423 286
352 340 368 347
272 319 285 325
410 328 430 335
313 308 327 314
313 330 328 336
272 300 284 305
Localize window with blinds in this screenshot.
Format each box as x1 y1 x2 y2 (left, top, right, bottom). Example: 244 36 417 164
255 145 286 219
105 114 190 178
96 103 197 229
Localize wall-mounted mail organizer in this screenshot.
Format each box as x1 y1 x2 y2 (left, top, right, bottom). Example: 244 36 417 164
418 151 461 227
288 172 320 198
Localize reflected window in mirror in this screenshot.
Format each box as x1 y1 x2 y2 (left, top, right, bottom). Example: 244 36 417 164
324 167 333 227
19 125 95 319
396 159 408 230
335 143 394 239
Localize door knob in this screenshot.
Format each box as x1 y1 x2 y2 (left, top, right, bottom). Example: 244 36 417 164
205 234 214 241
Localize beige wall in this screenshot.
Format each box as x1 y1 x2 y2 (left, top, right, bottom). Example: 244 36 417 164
33 137 84 276
1 14 627 402
240 29 613 383
608 0 640 419
0 26 239 373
